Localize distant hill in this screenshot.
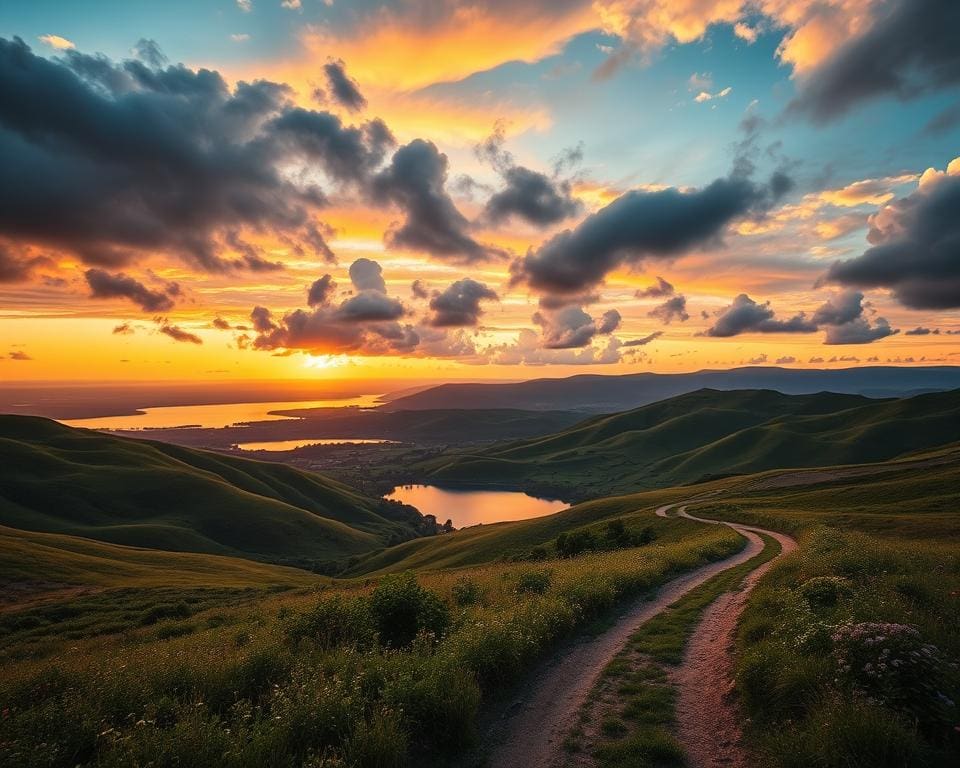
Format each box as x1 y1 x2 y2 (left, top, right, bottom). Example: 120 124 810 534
413 388 960 500
387 366 960 412
0 416 428 568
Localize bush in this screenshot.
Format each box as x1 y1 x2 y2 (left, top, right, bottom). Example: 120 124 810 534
516 569 552 595
451 578 481 607
287 594 378 650
370 573 449 648
800 576 852 607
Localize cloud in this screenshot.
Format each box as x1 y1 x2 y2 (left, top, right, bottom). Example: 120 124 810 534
776 356 796 364
788 0 960 121
0 37 399 273
490 329 623 366
428 278 499 327
648 295 689 323
694 86 732 103
747 354 768 364
624 330 663 347
112 322 135 335
323 59 367 112
335 291 406 322
703 294 817 337
348 257 386 292
372 139 499 264
236 0 252 11
8 350 32 360
38 34 74 50
0 243 49 282
411 279 429 299
307 274 336 307
823 317 898 345
158 321 202 344
635 276 675 298
823 157 960 308
477 125 582 227
811 289 865 326
904 326 940 336
85 269 178 312
512 174 783 296
231 34 251 43
532 305 621 349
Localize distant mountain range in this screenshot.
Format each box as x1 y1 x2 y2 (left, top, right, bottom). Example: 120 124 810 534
387 366 960 412
414 388 960 500
0 416 430 569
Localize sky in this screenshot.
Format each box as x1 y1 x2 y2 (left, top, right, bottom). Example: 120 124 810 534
1 0 959 382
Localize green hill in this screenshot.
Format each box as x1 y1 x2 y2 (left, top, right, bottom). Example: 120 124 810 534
0 416 427 567
413 388 960 500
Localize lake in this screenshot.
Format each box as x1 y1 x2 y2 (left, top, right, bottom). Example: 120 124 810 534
235 438 396 451
385 484 568 527
60 396 383 430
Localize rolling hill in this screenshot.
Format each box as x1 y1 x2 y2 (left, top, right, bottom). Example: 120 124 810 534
0 415 428 567
413 388 960 500
387 365 960 412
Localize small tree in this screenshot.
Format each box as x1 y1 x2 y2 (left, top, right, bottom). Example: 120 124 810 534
370 572 450 648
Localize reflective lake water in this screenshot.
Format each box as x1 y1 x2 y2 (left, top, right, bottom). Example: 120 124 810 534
385 484 568 528
235 438 396 451
61 396 383 430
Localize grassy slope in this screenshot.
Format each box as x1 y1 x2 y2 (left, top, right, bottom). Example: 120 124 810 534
0 415 421 564
415 389 960 499
348 442 960 575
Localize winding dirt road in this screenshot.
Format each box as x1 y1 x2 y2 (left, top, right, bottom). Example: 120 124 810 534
482 501 796 768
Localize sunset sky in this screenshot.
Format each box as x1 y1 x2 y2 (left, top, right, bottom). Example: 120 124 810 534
1 0 958 382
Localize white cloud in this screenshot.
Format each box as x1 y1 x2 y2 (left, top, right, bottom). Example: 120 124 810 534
38 34 75 50
236 0 252 12
694 86 732 103
230 33 251 43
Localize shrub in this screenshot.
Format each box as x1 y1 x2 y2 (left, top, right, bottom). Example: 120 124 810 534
800 576 852 607
370 573 449 649
516 569 552 595
451 578 481 607
287 594 378 650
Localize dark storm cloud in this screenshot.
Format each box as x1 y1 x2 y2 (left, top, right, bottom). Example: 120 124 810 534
85 268 177 312
823 166 960 308
648 295 689 324
512 175 781 295
533 306 621 349
811 289 865 326
703 294 817 337
477 126 582 227
635 276 675 298
0 37 396 273
791 0 960 122
335 291 405 322
0 243 49 282
428 278 499 327
824 317 898 345
348 257 386 292
372 139 499 263
323 59 367 112
307 274 336 307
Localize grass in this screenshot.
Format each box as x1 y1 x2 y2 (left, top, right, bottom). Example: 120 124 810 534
413 388 960 500
0 522 743 767
0 416 430 568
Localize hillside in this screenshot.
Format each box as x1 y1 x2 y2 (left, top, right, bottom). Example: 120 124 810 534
0 416 427 567
413 388 960 499
387 365 960 412
348 440 960 575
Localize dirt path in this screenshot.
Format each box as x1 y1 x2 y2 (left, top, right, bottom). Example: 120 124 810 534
484 501 794 768
670 507 797 768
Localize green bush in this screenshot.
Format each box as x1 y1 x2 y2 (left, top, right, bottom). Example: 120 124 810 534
451 577 481 606
800 575 852 607
370 573 449 648
287 594 378 650
516 569 552 595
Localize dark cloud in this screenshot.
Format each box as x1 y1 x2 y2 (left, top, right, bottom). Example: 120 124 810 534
648 295 689 324
428 278 498 327
335 291 405 322
904 326 940 335
811 289 865 326
112 322 135 335
703 294 817 337
372 139 498 264
85 268 177 312
635 276 675 298
411 279 429 299
132 38 168 69
824 317 898 345
348 257 386 292
776 356 797 364
307 274 336 307
533 306 621 349
513 175 782 296
0 243 49 282
158 321 202 344
924 103 960 136
0 37 398 273
323 59 367 112
8 350 32 360
624 331 663 347
537 292 600 309
791 0 960 121
823 162 960 308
